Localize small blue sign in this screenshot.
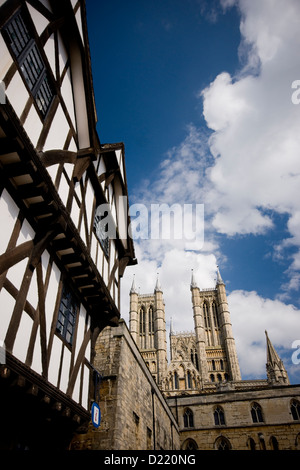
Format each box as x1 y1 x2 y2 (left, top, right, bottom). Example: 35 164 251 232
91 402 101 428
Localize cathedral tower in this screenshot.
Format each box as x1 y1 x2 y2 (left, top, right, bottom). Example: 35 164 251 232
191 267 241 385
129 275 168 385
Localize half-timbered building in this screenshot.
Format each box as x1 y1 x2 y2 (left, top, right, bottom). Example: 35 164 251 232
0 0 135 449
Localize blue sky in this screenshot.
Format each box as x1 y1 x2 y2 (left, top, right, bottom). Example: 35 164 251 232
86 0 300 383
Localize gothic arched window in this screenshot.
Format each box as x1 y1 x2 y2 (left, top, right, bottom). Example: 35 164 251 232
247 437 256 451
214 406 225 426
187 371 192 389
174 371 179 389
139 306 146 335
183 408 194 428
251 402 264 423
291 399 300 420
270 436 279 450
214 436 231 450
212 302 219 328
203 302 210 328
182 438 198 450
210 374 215 382
148 306 154 334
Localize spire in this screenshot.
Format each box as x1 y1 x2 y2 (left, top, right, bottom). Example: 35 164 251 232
216 265 224 285
154 273 162 293
190 269 198 289
130 274 138 294
265 331 289 385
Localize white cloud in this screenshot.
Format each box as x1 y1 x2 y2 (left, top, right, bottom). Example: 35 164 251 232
228 289 300 381
119 0 300 384
200 0 300 281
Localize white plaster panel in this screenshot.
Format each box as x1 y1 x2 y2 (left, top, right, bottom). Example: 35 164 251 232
23 105 43 147
0 189 19 253
97 246 103 276
26 3 49 36
80 222 87 245
0 35 13 81
17 218 35 245
72 367 80 404
61 68 76 128
75 8 84 44
43 33 56 78
46 163 59 184
58 32 68 76
59 346 71 393
64 162 74 180
48 335 62 387
58 173 69 206
85 180 94 234
13 312 33 363
90 233 97 264
43 104 70 151
31 326 42 375
41 250 50 281
68 137 78 152
82 365 90 409
26 268 38 310
45 262 61 341
5 73 29 121
97 156 106 177
74 304 86 359
0 288 15 343
70 200 80 228
102 256 108 285
6 258 28 291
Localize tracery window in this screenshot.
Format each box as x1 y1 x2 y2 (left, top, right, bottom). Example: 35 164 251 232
139 306 146 335
212 301 219 328
250 402 264 423
174 371 179 389
203 302 210 328
214 406 225 426
291 399 300 420
215 436 231 450
148 306 154 334
183 408 194 428
187 371 192 389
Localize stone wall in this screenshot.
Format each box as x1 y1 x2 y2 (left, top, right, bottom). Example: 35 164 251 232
167 385 300 450
71 320 180 450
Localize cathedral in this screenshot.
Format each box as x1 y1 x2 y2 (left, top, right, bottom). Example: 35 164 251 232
123 268 300 450
129 268 289 395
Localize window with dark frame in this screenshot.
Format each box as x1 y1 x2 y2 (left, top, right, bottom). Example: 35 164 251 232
183 408 194 428
2 8 54 117
291 399 300 420
56 285 78 345
214 406 225 426
251 402 264 423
